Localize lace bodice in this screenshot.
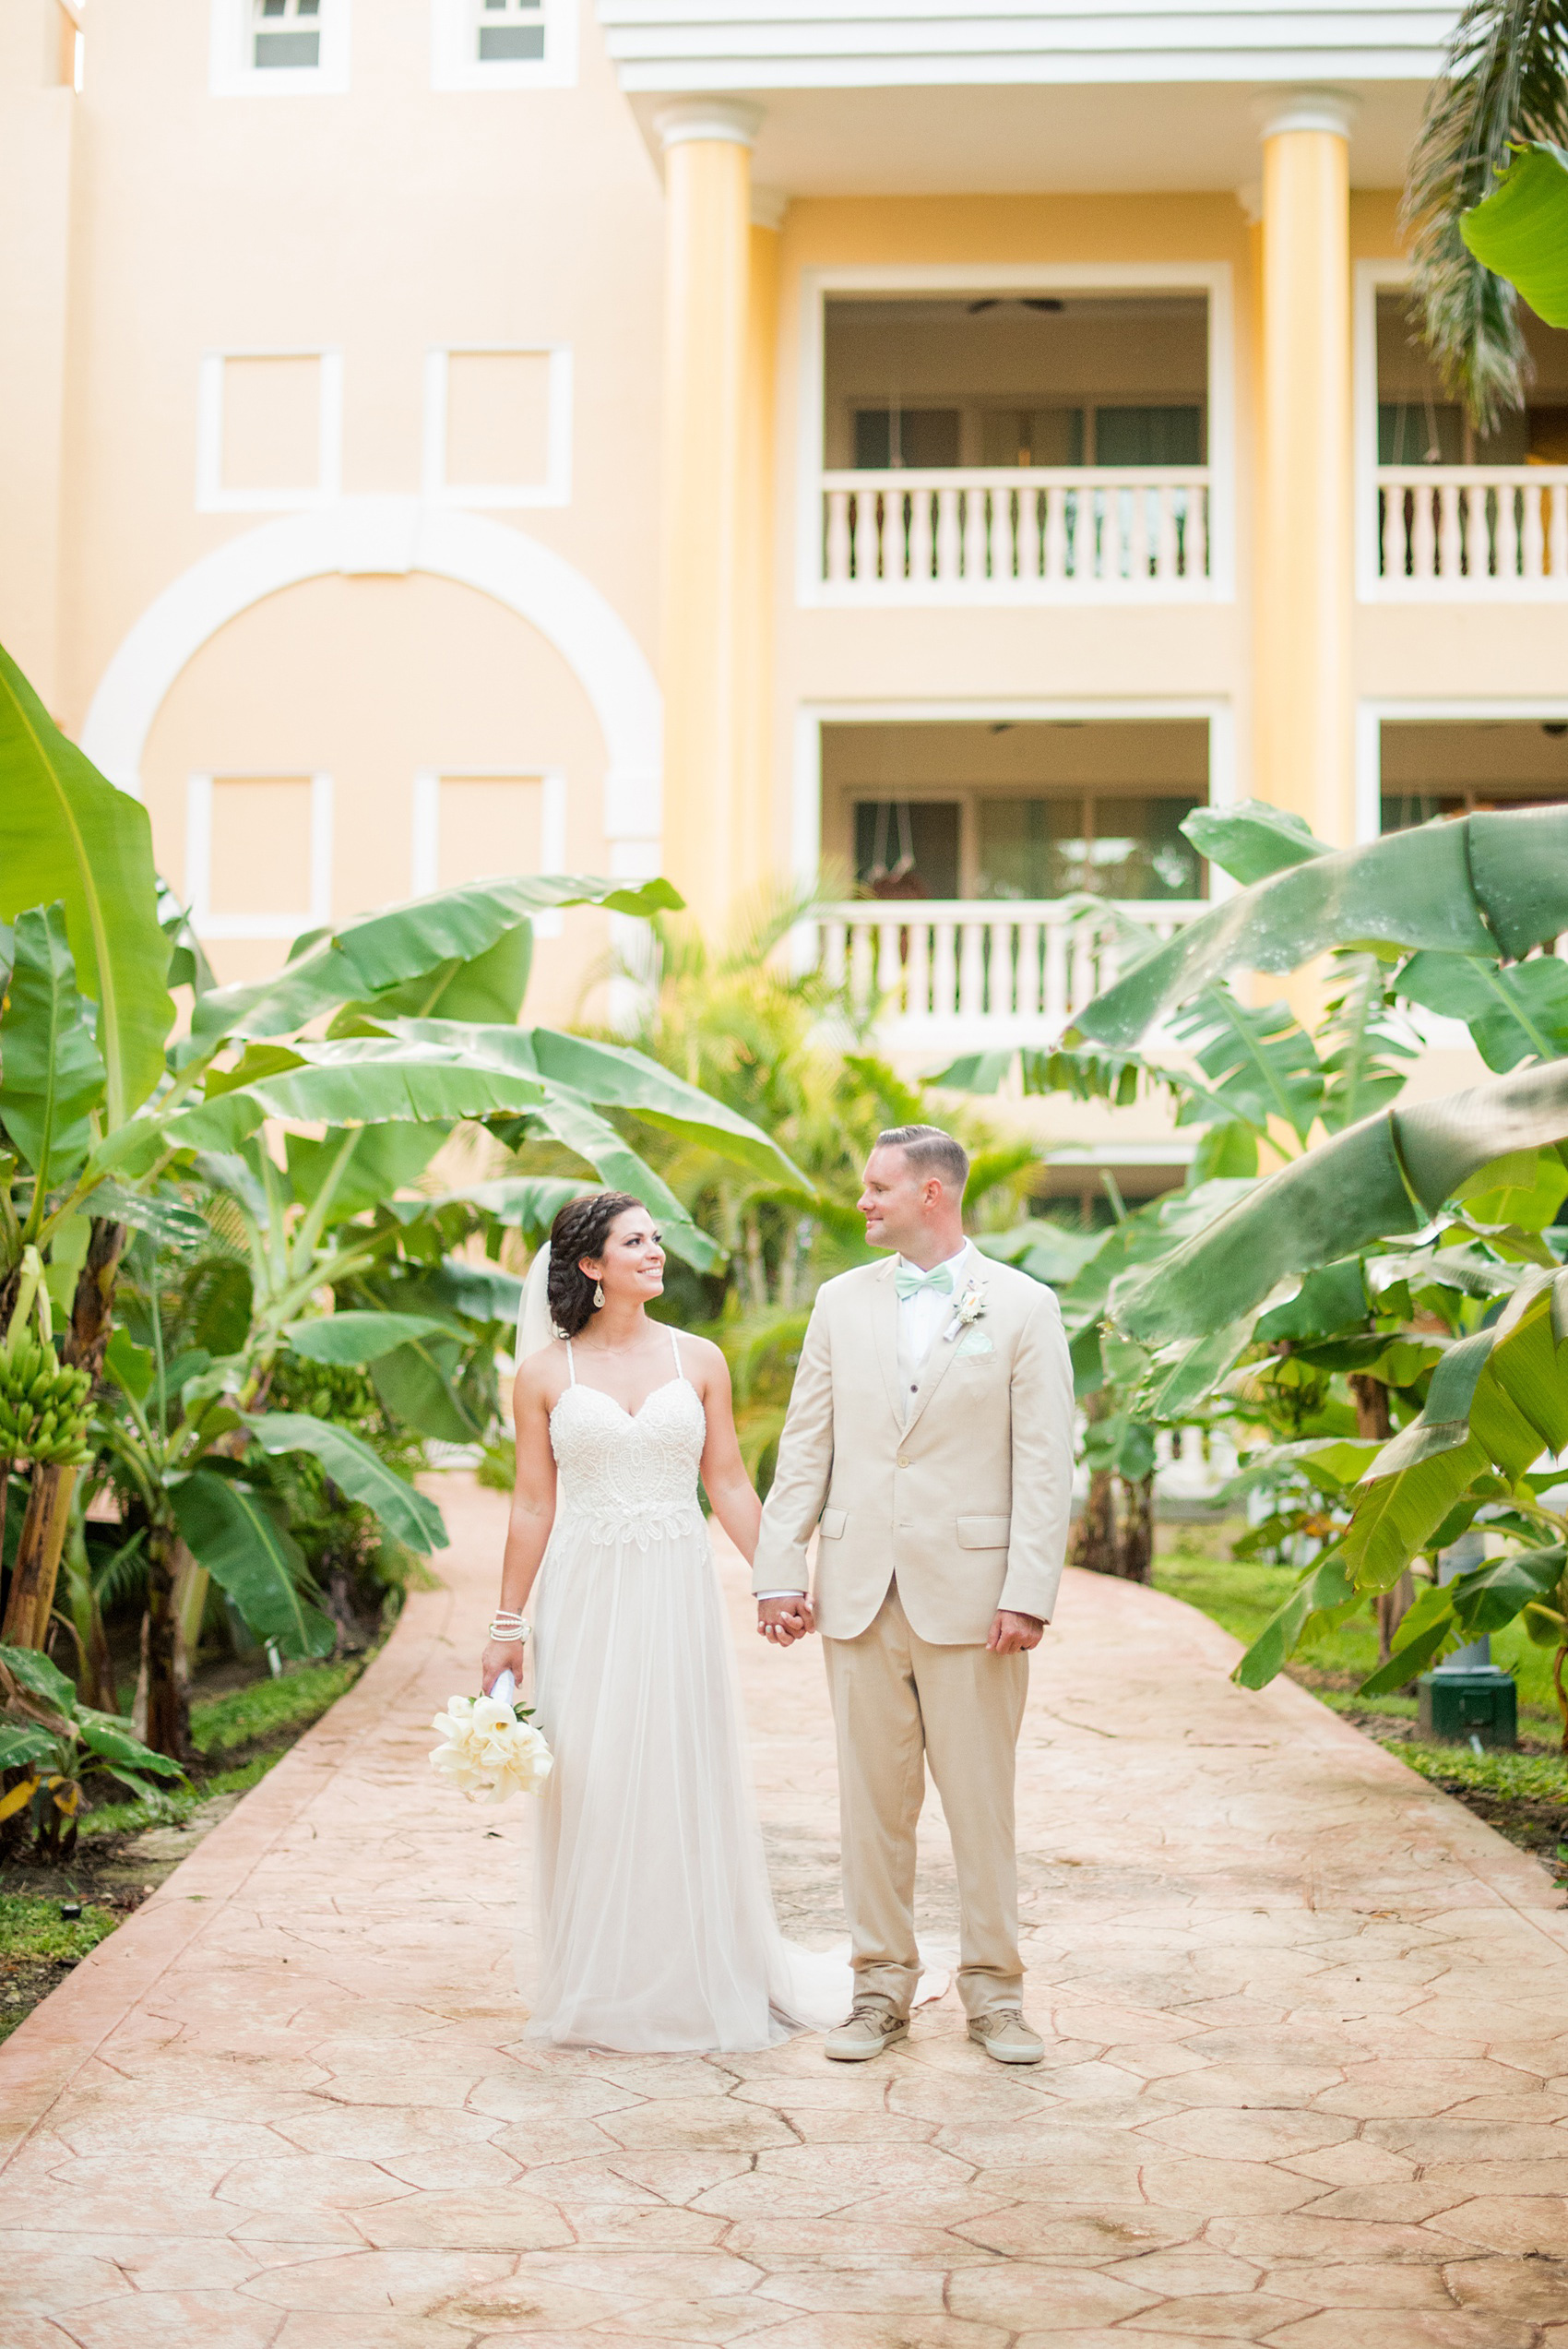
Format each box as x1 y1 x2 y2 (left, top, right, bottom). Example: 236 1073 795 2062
548 1338 707 1549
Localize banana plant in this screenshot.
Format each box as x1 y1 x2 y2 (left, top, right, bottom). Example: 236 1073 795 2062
0 1640 183 1856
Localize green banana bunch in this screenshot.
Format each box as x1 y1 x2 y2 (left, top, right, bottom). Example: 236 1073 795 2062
0 1246 93 1467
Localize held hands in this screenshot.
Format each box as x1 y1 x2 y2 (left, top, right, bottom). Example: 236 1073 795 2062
481 1639 528 1696
986 1609 1045 1655
756 1595 815 1647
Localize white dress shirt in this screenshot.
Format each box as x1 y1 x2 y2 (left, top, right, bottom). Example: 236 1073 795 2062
759 1241 973 1600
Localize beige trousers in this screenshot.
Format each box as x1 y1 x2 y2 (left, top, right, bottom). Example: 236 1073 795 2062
822 1581 1028 2021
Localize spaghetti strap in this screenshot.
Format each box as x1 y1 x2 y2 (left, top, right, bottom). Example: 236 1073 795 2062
669 1328 683 1379
564 1339 576 1385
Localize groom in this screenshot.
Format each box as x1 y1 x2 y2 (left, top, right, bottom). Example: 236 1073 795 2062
754 1125 1074 2065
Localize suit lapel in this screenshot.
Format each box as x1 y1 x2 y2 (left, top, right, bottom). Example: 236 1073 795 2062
902 1257 988 1439
871 1258 901 1419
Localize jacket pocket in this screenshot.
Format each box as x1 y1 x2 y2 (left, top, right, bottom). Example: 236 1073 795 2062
956 1514 1010 1550
819 1506 848 1540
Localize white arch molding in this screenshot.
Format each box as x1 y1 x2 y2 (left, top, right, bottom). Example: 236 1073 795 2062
80 498 663 864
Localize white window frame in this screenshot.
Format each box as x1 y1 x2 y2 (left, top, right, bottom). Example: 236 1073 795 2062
796 260 1235 612
422 347 573 509
196 349 343 514
185 772 333 940
411 769 568 935
209 0 350 95
431 0 576 91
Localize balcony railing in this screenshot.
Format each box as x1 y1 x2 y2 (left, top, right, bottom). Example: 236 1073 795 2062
819 468 1212 601
1376 465 1568 594
810 899 1207 1051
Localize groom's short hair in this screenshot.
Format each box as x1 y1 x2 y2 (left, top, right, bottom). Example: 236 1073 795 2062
876 1124 969 1198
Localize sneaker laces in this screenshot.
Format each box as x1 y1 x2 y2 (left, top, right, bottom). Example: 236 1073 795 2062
849 1999 898 2028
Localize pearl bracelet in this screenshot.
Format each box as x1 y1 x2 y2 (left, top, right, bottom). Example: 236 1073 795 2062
488 1612 531 1644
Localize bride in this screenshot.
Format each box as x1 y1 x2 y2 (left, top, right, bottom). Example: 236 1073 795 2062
481 1191 854 2053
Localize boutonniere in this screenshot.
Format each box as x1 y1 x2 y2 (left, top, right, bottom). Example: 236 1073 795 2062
944 1282 988 1341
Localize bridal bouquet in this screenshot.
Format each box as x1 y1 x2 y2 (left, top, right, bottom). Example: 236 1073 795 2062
428 1684 552 1806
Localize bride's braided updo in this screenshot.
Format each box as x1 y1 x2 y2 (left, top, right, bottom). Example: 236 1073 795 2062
546 1192 645 1339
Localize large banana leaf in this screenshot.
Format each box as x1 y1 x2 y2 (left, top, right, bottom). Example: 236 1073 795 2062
1183 799 1327 884
1113 1059 1568 1347
0 642 173 1124
171 1469 336 1661
243 1413 448 1555
1461 140 1568 327
1170 988 1324 1143
1397 950 1568 1072
371 1337 486 1446
430 1174 588 1243
154 1040 550 1156
1359 1545 1568 1698
282 1311 453 1365
284 1126 449 1223
1075 806 1568 1050
189 875 682 1048
519 1080 721 1270
0 904 105 1197
1318 954 1419 1131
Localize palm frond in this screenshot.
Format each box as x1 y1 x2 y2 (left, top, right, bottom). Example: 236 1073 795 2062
1402 0 1568 430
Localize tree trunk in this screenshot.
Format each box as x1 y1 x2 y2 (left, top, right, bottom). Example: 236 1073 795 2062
1070 1393 1119 1575
1348 1372 1391 1444
0 1221 129 1652
1116 1472 1155 1584
1377 1571 1417 1665
140 1519 187 1763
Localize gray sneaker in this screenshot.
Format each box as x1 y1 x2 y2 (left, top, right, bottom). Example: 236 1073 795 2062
825 1997 909 2062
968 2008 1044 2064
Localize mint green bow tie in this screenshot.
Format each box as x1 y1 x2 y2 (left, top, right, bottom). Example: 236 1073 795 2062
895 1262 955 1301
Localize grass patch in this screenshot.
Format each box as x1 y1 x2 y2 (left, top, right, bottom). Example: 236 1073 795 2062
190 1659 363 1759
0 1893 118 1966
78 1754 280 1842
1386 1741 1568 1806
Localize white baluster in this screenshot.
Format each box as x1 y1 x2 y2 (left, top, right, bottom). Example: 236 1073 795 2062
1189 483 1207 579
849 918 873 1016
988 919 1014 1019
1496 482 1520 578
909 484 933 584
1069 921 1096 1016
1016 919 1040 1019
1155 484 1178 580
906 917 931 1022
1099 484 1123 581
1411 480 1436 581
1524 478 1546 578
825 491 850 584
1043 915 1068 1027
957 921 986 1019
875 916 902 1009
1045 484 1068 579
1000 486 1019 580
1554 483 1568 579
1018 484 1041 579
1439 482 1461 578
961 484 987 580
1128 483 1149 581
936 487 961 583
823 919 847 989
932 916 957 1019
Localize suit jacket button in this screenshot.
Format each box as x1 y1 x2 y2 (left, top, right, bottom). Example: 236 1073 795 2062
897 1455 909 1468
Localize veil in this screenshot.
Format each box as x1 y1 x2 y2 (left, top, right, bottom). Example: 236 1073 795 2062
515 1244 557 1364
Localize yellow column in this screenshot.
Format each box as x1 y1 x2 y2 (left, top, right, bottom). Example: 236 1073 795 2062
734 193 782 910
655 98 762 932
1254 91 1356 844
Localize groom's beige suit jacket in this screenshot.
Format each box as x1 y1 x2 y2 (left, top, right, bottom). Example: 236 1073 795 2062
753 1253 1075 1644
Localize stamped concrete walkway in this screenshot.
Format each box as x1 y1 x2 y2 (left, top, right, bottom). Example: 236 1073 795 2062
5 1481 1568 2349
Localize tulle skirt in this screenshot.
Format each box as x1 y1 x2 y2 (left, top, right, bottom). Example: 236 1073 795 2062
517 1512 854 2053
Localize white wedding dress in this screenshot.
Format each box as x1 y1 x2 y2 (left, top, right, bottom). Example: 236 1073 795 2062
517 1330 856 2052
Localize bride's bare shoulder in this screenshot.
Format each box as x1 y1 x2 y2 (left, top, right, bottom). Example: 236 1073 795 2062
514 1341 572 1410
672 1330 729 1384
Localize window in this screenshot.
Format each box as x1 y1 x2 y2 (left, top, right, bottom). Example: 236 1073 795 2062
852 411 960 471
422 348 572 508
196 352 342 512
431 0 576 89
853 803 961 901
411 773 566 930
253 0 319 69
185 775 333 939
976 794 1203 901
210 0 349 94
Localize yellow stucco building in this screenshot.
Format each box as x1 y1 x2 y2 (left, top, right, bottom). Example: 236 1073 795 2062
4 1 1564 1200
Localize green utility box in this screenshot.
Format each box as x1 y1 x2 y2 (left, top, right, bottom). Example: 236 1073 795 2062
1418 1666 1517 1748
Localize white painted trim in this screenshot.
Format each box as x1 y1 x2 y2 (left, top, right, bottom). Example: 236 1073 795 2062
185 769 334 939
410 768 568 934
209 0 350 96
795 260 1234 609
1256 88 1358 141
81 500 662 855
1358 691 1568 845
793 692 1231 906
654 96 762 147
431 0 578 90
1354 258 1407 602
196 349 344 514
422 346 573 510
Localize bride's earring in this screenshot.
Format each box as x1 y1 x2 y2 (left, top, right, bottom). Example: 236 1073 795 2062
592 1281 605 1309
